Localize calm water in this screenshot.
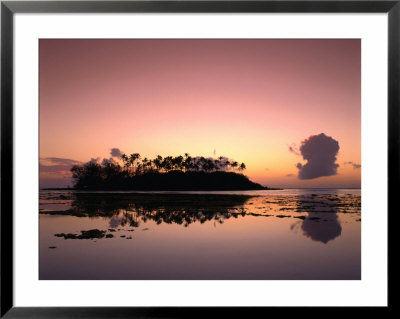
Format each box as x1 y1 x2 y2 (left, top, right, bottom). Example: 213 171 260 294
39 189 361 280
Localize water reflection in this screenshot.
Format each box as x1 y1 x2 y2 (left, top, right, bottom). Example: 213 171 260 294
41 193 264 229
40 192 357 242
40 190 361 279
295 195 342 244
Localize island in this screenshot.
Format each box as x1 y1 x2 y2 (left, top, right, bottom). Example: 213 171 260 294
69 152 271 191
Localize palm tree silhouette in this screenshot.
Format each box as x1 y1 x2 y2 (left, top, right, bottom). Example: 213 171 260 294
231 161 239 171
129 153 141 174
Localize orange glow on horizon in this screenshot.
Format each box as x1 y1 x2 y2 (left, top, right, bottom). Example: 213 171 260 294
40 39 360 188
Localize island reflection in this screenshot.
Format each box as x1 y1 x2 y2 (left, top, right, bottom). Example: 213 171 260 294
40 192 359 243
41 193 263 229
39 191 361 279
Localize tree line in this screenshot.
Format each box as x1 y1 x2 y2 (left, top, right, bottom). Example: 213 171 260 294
70 153 247 189
119 153 246 174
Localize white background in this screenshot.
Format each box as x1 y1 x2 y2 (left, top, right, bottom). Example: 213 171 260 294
13 13 388 306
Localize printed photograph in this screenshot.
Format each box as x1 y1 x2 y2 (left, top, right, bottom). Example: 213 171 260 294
39 39 361 280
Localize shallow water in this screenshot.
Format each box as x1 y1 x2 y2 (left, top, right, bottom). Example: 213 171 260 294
39 189 361 280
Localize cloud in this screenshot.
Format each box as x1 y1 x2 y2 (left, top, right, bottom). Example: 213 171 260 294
88 157 100 164
39 157 83 188
110 148 123 158
295 133 340 180
40 157 82 167
344 161 361 169
40 157 82 174
288 143 300 156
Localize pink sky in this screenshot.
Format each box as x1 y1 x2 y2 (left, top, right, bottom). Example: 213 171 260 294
39 39 361 188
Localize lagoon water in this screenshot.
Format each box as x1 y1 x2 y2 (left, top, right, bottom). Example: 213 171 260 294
39 189 361 280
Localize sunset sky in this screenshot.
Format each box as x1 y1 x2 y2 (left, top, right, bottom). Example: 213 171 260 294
39 39 361 188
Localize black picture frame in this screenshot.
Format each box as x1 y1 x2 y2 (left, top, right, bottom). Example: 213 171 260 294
0 0 395 317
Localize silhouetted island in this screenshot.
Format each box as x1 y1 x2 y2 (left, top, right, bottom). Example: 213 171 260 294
69 152 270 191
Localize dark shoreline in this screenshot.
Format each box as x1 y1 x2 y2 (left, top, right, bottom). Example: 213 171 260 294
40 187 283 191
70 171 267 191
